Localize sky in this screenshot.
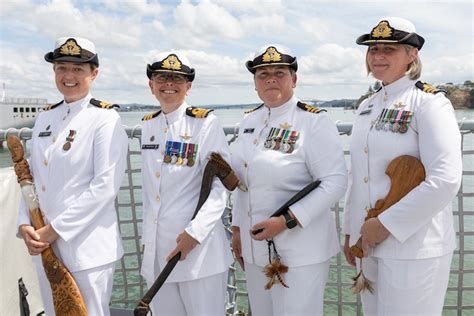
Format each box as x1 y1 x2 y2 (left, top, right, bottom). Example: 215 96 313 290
0 0 472 106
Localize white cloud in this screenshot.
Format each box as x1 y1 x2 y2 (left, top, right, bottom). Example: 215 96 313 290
424 53 474 85
213 0 283 14
300 44 365 74
93 0 164 17
169 0 243 48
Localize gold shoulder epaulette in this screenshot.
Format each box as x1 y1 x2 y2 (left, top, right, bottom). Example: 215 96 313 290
244 104 264 114
297 101 327 114
142 111 161 121
90 98 120 109
43 100 63 111
415 81 446 94
186 106 213 118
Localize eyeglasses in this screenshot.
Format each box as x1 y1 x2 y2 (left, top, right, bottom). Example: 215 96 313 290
151 73 187 84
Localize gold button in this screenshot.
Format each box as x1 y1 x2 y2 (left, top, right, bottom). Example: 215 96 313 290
41 185 46 192
43 159 48 166
156 195 160 202
253 139 257 145
364 176 368 183
364 147 368 153
155 171 160 178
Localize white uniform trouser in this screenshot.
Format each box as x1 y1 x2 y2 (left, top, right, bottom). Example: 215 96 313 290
359 252 453 316
148 271 228 316
244 260 330 316
33 255 116 316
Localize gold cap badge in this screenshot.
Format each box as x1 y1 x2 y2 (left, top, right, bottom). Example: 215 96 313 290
262 47 282 63
59 39 81 56
371 21 393 39
162 55 182 70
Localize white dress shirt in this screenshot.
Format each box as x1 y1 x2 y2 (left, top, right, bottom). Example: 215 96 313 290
17 94 128 272
231 95 347 267
140 102 233 283
343 76 462 259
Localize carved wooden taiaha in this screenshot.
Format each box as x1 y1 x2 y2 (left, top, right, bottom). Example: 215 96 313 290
7 135 88 315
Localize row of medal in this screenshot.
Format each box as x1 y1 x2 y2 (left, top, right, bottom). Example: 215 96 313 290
163 140 198 167
264 127 300 154
38 126 77 152
372 109 413 133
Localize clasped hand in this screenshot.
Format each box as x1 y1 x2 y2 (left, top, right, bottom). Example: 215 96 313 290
360 218 390 256
250 216 287 241
166 230 199 262
19 224 59 256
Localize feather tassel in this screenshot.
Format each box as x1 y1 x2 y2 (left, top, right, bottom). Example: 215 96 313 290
263 240 289 290
263 257 289 289
351 259 374 294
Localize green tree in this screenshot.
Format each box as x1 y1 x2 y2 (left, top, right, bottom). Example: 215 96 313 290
469 89 474 109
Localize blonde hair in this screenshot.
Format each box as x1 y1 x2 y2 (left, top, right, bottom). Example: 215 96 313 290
365 44 422 80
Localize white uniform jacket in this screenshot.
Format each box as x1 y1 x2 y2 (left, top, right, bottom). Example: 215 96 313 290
140 102 233 283
17 94 128 272
343 76 462 259
231 96 347 267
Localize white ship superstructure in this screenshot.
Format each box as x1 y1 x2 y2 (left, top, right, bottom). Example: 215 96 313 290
0 97 48 129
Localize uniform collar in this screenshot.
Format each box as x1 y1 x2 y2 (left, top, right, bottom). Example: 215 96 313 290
381 75 414 96
63 94 92 115
163 101 187 124
265 95 297 118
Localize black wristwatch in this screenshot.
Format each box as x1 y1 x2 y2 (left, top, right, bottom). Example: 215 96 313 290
283 212 297 229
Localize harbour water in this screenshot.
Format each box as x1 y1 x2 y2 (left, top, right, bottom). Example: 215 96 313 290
1 107 473 314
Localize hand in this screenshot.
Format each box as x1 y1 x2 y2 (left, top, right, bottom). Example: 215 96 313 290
360 218 390 257
36 224 59 244
19 224 49 256
343 235 356 267
231 226 244 270
250 216 286 241
166 231 199 262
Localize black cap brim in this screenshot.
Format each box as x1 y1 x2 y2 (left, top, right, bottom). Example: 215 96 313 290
356 33 425 50
246 58 298 74
44 52 99 66
146 64 195 82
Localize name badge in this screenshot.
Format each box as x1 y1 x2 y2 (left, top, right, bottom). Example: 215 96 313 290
244 128 255 134
39 131 52 137
141 144 159 150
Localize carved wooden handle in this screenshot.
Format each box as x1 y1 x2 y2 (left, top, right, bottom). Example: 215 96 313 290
350 155 426 258
7 136 33 184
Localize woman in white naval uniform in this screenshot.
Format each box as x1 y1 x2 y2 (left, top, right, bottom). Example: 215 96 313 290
342 17 462 316
231 45 347 315
16 37 128 315
140 52 233 315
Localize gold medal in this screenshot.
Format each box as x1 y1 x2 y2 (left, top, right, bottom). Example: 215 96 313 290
63 142 71 151
274 137 282 151
287 143 295 153
164 155 172 163
399 124 408 133
187 157 194 167
176 157 183 165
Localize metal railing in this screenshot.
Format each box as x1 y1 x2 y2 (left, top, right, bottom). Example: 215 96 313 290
1 120 473 315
